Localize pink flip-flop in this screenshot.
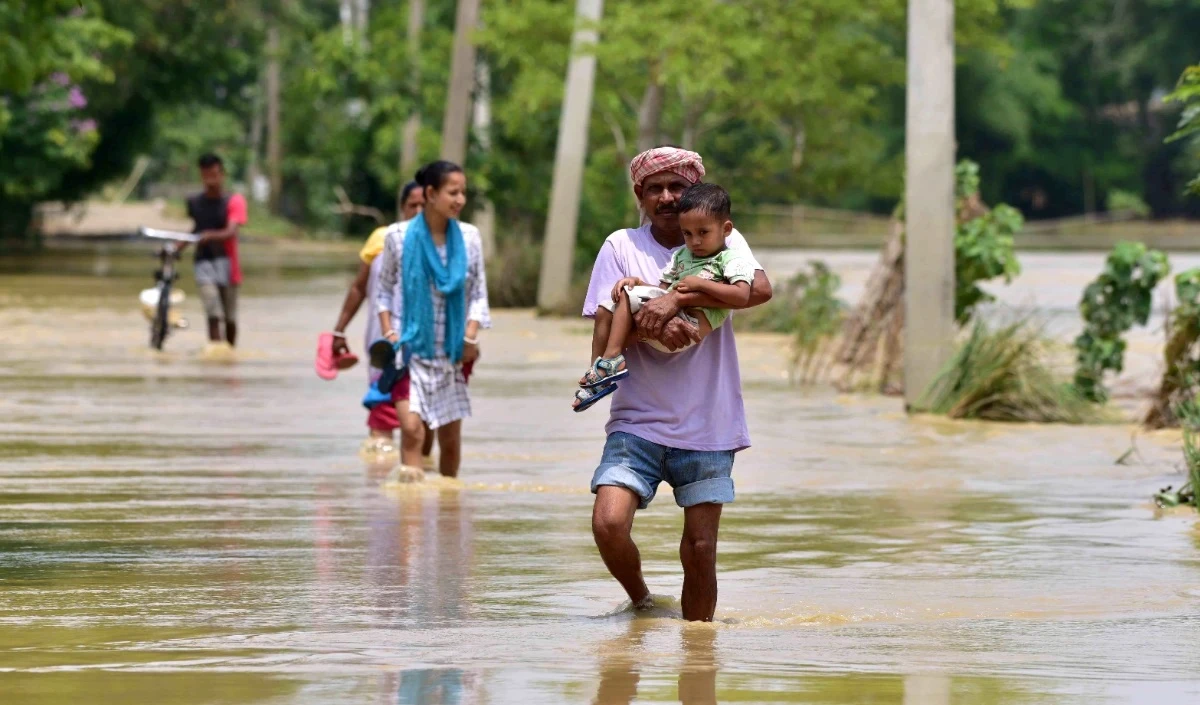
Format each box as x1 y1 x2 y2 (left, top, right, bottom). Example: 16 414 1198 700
315 333 338 380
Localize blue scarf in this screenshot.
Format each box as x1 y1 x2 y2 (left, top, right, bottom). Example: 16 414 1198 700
400 212 468 363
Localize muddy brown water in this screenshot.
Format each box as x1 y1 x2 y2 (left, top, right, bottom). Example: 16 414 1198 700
2 242 1199 704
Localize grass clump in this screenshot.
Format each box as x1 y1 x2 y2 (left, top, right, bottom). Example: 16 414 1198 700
1154 398 1200 509
918 319 1107 424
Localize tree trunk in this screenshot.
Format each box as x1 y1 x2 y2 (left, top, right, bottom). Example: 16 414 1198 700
246 70 265 204
399 0 424 210
537 0 604 312
791 119 806 170
441 0 480 165
836 220 904 367
265 24 283 215
472 55 496 259
635 71 663 153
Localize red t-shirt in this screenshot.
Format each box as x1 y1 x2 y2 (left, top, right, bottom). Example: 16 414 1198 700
224 193 248 285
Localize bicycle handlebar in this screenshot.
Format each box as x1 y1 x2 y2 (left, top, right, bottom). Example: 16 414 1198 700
138 226 200 243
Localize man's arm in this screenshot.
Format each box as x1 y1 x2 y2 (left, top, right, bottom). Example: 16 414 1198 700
198 223 239 244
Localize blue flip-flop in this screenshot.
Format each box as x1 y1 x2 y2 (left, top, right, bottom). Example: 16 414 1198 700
573 382 617 412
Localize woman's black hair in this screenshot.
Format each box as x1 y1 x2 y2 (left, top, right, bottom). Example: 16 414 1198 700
414 160 464 192
399 181 421 204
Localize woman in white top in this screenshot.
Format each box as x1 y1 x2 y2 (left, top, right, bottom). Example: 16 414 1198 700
377 161 491 477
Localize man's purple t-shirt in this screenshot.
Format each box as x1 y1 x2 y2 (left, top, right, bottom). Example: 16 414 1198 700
582 223 762 452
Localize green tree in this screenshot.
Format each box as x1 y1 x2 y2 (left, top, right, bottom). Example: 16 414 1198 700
1165 64 1200 196
0 0 268 246
0 1 130 245
957 0 1200 218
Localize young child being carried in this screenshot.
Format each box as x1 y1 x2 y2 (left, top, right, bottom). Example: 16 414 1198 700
573 183 757 412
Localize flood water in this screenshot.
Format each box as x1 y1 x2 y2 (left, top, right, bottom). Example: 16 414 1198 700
2 241 1200 704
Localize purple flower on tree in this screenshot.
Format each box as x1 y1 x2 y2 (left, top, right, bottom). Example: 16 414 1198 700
72 119 98 133
51 72 71 87
68 87 88 109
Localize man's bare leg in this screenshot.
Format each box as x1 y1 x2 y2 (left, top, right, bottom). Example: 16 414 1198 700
680 503 723 621
592 486 651 607
436 421 462 478
207 317 222 343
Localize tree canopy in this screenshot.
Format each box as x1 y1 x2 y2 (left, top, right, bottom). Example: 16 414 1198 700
1 0 1196 250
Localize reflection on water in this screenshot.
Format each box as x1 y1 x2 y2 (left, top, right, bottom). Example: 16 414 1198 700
2 247 1200 704
591 621 719 705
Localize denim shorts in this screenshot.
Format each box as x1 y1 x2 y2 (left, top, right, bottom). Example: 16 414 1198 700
591 431 735 509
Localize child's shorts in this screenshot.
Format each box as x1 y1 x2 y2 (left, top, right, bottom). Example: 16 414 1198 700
599 285 698 353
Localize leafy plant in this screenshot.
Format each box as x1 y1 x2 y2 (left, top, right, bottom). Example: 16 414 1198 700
954 160 1023 323
1164 64 1200 197
920 319 1105 424
1073 242 1170 402
954 204 1024 323
738 261 846 384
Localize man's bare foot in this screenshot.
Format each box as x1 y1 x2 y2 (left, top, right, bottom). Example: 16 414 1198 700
634 595 655 611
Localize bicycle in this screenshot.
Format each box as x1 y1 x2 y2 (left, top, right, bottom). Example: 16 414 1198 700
138 226 198 350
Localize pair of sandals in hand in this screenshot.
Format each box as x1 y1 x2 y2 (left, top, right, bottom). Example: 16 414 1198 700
572 354 627 413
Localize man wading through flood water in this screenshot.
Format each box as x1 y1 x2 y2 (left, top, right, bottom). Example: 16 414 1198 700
581 147 773 621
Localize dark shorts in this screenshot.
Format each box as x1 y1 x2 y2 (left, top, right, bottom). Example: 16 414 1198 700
366 361 475 432
591 431 735 509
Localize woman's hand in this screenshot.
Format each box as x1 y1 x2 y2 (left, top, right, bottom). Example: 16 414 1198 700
384 329 400 344
331 334 350 356
610 277 644 302
462 340 480 364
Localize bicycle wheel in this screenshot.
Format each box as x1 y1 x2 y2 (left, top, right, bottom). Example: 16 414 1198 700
151 283 171 350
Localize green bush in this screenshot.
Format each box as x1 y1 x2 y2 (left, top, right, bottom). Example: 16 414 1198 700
738 261 846 383
1106 189 1151 217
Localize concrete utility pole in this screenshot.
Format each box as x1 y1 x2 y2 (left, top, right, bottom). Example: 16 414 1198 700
440 0 480 165
399 0 424 208
537 0 603 312
903 0 956 409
